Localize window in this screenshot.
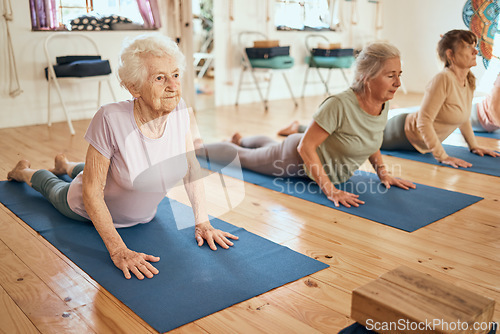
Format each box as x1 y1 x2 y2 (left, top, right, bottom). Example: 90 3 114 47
274 0 337 31
30 0 160 31
55 0 93 29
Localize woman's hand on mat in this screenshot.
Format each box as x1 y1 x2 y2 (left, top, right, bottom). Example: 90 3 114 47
110 248 160 280
195 222 239 250
471 147 500 158
379 174 416 190
326 186 364 208
441 156 472 168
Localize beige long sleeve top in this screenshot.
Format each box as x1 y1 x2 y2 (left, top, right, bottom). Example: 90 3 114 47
404 68 478 161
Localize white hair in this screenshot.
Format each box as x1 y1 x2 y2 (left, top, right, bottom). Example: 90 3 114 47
118 33 186 90
351 42 401 93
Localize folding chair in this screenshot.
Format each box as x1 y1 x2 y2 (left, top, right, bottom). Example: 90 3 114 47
44 33 117 135
235 31 298 111
301 34 355 97
193 23 214 78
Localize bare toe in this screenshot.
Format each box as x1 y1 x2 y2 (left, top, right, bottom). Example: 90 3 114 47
277 121 300 136
49 153 68 175
7 160 31 182
193 138 204 150
231 133 242 146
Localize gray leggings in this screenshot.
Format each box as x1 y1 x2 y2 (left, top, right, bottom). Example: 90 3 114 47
298 124 308 133
197 133 305 177
31 163 89 221
380 113 416 151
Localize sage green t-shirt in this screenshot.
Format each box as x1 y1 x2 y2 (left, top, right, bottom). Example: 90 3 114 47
311 89 389 184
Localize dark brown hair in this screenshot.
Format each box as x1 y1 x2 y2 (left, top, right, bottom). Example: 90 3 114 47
437 29 477 89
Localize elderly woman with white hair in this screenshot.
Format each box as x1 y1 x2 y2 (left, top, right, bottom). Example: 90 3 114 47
7 33 238 280
195 42 415 208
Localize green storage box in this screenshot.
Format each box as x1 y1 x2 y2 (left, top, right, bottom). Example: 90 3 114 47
249 55 294 69
305 56 355 69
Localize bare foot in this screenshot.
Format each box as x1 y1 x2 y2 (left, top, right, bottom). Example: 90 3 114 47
49 153 68 175
193 138 204 150
231 133 242 146
7 160 31 182
277 121 300 136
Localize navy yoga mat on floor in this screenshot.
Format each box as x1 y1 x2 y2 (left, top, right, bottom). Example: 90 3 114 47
381 144 500 177
198 159 482 232
0 180 328 333
474 130 500 139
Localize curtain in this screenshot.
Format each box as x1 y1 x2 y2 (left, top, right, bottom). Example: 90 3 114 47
137 0 162 29
29 0 57 30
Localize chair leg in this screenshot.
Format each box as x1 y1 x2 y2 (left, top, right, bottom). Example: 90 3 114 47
282 73 298 107
249 69 268 111
340 69 350 87
107 79 117 101
315 67 329 95
301 67 310 98
198 58 213 79
97 81 102 108
326 69 332 91
235 67 246 106
264 72 273 107
47 77 52 127
51 76 75 135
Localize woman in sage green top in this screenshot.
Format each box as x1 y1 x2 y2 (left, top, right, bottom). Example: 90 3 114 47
195 42 415 208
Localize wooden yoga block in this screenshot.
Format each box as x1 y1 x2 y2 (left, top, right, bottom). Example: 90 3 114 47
351 266 495 334
253 40 279 48
317 42 342 49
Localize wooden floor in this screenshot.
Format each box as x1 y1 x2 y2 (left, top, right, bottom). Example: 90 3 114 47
0 88 499 333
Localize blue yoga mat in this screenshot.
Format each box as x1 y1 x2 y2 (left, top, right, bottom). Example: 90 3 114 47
474 130 500 139
0 180 328 333
381 144 500 177
338 322 497 334
198 159 482 232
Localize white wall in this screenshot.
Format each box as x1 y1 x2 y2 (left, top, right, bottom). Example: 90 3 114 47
0 2 136 129
0 0 195 130
379 0 486 93
213 0 382 106
212 0 489 106
0 0 491 127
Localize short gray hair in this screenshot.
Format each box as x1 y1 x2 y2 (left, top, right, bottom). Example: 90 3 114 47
351 42 401 93
118 33 186 90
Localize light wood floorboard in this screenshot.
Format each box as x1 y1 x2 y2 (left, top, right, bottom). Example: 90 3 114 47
0 89 498 333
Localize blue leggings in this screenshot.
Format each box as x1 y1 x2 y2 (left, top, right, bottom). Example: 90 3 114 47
30 163 89 221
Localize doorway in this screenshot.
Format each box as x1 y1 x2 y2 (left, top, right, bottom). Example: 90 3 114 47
192 0 215 111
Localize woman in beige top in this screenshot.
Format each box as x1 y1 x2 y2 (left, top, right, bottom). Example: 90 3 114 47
381 29 499 167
